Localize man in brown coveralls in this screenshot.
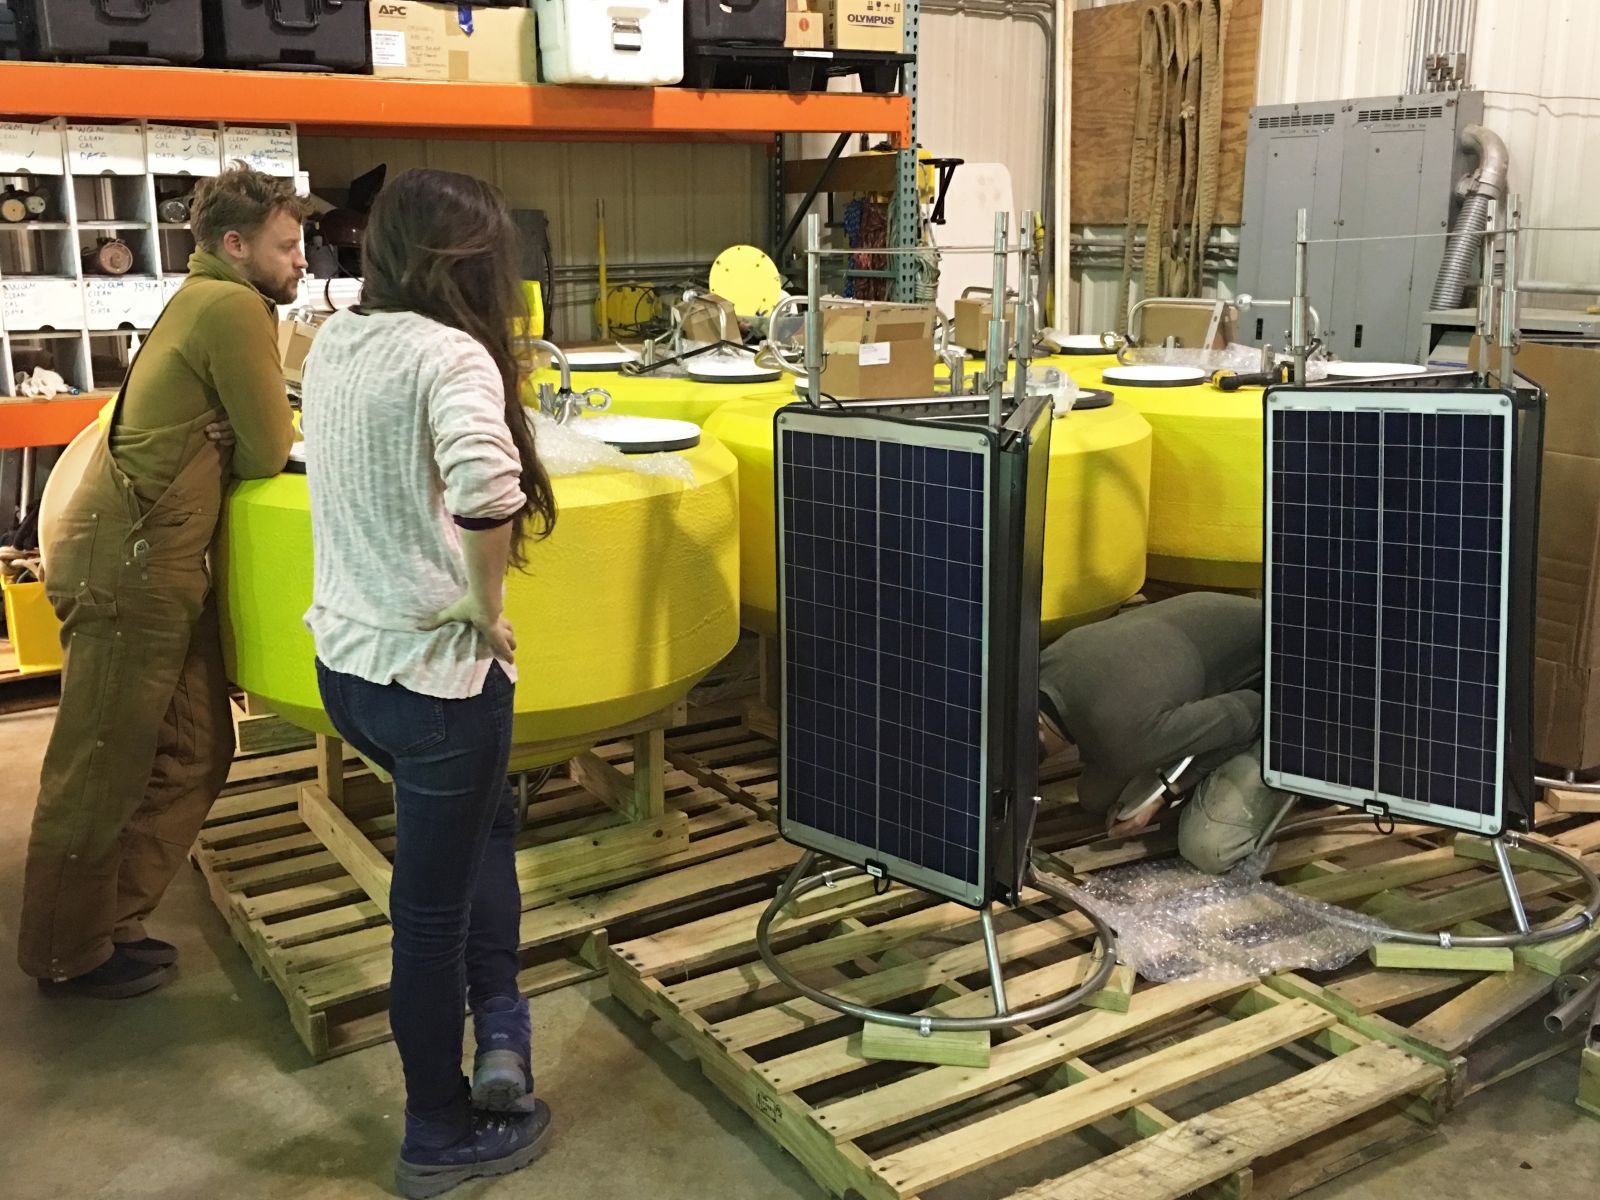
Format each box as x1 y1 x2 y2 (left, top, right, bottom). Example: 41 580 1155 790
19 164 305 998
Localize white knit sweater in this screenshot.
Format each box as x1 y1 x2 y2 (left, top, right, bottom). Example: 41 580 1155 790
301 309 527 699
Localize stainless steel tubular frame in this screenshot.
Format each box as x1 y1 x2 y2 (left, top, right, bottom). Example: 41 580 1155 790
754 851 1119 1034
1536 769 1600 795
1266 813 1600 950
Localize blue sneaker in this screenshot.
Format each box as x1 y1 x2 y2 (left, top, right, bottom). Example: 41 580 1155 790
394 1101 553 1199
471 995 533 1111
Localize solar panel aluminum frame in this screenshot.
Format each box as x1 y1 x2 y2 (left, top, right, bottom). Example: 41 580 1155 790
774 396 1053 909
1261 384 1541 836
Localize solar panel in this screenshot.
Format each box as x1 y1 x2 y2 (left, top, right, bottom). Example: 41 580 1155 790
775 401 1050 907
1263 386 1538 835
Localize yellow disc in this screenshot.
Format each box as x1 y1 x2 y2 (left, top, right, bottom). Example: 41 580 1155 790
709 244 785 317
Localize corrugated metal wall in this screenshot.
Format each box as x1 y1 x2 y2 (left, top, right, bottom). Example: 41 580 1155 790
1071 0 1600 332
1474 0 1600 286
297 137 767 341
917 3 1054 218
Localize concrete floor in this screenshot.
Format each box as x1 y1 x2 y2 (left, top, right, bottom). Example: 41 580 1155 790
1 703 1596 1200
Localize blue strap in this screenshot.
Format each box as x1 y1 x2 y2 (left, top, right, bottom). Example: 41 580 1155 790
457 5 474 35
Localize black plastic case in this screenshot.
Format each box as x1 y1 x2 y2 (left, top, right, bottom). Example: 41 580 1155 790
17 0 205 65
685 0 784 47
205 0 370 73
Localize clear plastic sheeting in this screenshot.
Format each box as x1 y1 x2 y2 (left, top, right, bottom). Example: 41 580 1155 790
1062 849 1391 982
525 411 698 484
1119 341 1334 381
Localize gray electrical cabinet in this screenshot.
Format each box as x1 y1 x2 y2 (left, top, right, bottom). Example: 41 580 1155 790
1237 91 1484 364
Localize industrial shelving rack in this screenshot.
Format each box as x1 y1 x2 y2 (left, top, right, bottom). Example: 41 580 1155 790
0 8 922 447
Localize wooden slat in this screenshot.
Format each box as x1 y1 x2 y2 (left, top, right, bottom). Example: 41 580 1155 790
1004 1043 1443 1200
295 839 798 1010
297 783 394 915
868 999 1337 1197
1324 968 1473 1016
1408 965 1557 1056
811 978 1249 1140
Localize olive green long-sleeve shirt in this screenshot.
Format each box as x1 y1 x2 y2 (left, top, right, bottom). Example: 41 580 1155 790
110 250 292 504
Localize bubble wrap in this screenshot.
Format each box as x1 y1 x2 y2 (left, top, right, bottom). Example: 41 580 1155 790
1062 849 1391 982
1121 342 1333 381
526 412 697 485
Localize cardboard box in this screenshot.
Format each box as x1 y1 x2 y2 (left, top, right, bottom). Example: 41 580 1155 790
278 319 318 386
787 0 826 49
814 300 936 399
369 3 537 85
1137 300 1236 349
1465 337 1600 769
953 294 1016 353
827 0 905 53
681 293 741 346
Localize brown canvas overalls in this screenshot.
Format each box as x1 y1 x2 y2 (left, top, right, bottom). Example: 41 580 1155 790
18 392 236 980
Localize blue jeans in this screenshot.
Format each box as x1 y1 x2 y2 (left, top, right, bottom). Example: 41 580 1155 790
316 660 522 1135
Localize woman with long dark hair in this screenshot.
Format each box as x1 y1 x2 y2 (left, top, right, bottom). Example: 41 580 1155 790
300 168 556 1198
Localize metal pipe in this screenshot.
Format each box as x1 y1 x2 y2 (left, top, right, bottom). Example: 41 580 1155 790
805 213 823 407
1292 208 1309 385
1517 279 1600 297
1268 814 1600 949
1492 836 1532 933
987 211 1009 428
1432 124 1509 310
1013 209 1036 413
1500 193 1520 386
980 907 1010 1016
1547 973 1600 1035
751 854 1119 1034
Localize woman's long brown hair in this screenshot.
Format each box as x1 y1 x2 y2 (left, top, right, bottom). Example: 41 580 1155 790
360 167 555 562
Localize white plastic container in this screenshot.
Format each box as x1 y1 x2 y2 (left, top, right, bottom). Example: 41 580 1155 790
534 0 685 86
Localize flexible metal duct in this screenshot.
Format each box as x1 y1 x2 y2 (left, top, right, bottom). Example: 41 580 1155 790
1430 123 1509 311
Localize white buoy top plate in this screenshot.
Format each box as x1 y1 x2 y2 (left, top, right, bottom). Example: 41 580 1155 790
1101 364 1209 387
1323 361 1429 379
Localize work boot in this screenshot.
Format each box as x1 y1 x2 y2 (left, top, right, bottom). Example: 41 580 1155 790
116 937 179 966
470 995 533 1111
394 1101 553 1200
37 947 172 999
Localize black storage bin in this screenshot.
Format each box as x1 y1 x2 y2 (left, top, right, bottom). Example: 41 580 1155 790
205 0 370 73
17 0 204 65
686 0 783 47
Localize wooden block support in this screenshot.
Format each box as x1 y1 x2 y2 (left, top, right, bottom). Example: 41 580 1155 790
1547 787 1600 815
859 1019 992 1069
1453 834 1578 876
784 874 880 919
1082 962 1136 1014
231 699 315 755
299 782 392 917
569 729 665 824
1578 1047 1600 1119
1370 942 1515 973
315 734 345 809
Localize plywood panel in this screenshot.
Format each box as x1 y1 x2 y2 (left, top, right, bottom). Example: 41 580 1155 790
1071 0 1262 225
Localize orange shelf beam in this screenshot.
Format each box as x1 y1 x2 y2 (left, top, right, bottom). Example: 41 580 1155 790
1 397 106 450
0 63 912 147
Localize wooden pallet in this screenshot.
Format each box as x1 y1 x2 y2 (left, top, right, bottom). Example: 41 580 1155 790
605 879 1447 1200
193 714 798 1060
608 729 1600 1198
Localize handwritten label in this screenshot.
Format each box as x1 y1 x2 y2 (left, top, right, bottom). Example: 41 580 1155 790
2 278 84 331
858 341 892 367
222 126 296 176
147 125 222 176
68 124 145 175
161 276 186 303
0 121 65 175
85 278 162 330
